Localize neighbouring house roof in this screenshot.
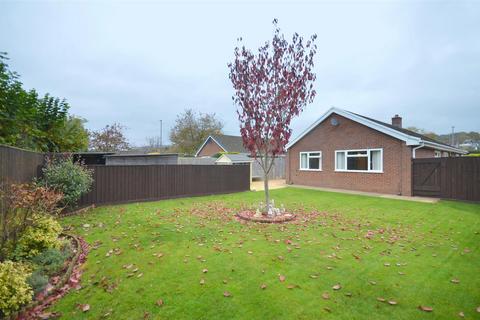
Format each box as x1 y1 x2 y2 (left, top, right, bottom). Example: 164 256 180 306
195 134 248 156
215 153 253 163
286 107 467 154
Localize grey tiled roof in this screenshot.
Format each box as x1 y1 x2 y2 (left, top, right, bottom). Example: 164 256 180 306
220 153 252 162
211 134 249 153
352 113 456 149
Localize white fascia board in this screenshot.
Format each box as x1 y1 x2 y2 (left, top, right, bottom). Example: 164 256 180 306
194 136 227 157
286 107 421 149
422 141 468 154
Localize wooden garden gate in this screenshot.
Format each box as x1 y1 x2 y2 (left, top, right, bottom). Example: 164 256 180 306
412 157 480 201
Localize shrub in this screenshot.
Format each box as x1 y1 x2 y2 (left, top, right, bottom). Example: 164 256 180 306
13 215 63 259
0 261 33 316
39 156 93 208
0 184 63 261
31 246 71 276
27 269 49 295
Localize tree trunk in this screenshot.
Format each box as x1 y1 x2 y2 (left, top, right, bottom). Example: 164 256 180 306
264 170 270 214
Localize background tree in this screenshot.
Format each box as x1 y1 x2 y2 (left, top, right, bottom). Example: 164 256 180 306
229 19 317 214
406 126 439 141
0 52 87 152
169 109 223 155
89 123 130 152
56 116 89 152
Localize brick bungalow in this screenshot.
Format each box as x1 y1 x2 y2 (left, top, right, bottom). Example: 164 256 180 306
195 134 248 157
285 108 467 196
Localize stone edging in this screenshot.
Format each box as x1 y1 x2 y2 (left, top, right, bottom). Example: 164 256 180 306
12 234 89 320
235 210 296 223
61 204 95 217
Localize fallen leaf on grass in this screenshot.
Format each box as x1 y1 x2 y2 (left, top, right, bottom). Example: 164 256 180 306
418 306 433 312
77 304 90 312
310 274 318 279
260 283 267 289
332 284 341 290
322 292 330 300
279 275 286 282
223 291 232 297
202 269 208 273
37 312 61 319
388 300 397 305
200 279 205 285
451 279 460 284
287 284 299 289
377 297 386 302
156 299 164 307
459 312 464 317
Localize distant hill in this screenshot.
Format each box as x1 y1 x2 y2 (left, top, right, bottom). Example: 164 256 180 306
406 127 479 151
436 131 480 146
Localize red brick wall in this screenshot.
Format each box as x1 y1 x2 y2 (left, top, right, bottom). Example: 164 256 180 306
197 138 224 157
286 113 413 195
415 148 435 158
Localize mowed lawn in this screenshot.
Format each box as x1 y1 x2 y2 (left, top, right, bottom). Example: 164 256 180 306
53 188 480 319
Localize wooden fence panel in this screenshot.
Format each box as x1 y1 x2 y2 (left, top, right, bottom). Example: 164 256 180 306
412 157 480 201
252 156 286 180
0 145 44 185
0 144 251 207
77 164 250 206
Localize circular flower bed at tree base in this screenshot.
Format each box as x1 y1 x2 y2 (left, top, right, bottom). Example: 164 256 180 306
12 234 89 320
236 210 296 223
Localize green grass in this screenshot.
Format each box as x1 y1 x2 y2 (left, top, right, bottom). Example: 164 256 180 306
52 187 480 319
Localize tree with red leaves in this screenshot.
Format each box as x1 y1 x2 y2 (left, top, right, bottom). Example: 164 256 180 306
228 19 317 214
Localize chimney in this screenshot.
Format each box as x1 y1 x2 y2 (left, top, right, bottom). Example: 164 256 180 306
392 114 402 128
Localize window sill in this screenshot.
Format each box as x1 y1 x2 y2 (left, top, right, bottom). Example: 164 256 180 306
299 169 322 172
334 170 383 174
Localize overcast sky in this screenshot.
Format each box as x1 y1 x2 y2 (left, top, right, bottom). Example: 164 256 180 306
1 0 479 146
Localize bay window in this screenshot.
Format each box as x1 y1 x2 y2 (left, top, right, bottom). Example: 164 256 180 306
299 151 322 171
335 148 383 173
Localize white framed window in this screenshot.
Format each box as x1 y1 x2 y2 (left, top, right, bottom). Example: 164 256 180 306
335 148 383 173
434 151 441 158
299 151 322 171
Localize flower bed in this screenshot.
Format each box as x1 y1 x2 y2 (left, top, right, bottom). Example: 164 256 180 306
13 234 89 320
235 210 296 223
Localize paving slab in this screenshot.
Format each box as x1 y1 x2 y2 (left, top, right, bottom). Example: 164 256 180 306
289 184 439 203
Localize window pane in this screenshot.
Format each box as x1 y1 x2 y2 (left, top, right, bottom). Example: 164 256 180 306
347 150 367 156
309 152 320 157
300 154 308 169
370 150 382 171
336 152 345 170
347 156 368 170
309 157 320 169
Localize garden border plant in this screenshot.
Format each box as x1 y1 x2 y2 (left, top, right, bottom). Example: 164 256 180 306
12 233 89 320
37 154 93 209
